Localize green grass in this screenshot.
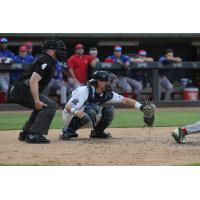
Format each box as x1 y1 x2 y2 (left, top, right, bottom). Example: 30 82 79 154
186 163 200 166
0 110 200 130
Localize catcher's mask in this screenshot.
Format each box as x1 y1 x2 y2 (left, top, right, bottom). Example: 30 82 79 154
92 70 118 90
41 38 67 62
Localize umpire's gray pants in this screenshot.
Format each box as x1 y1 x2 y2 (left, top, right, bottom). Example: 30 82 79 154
22 93 56 135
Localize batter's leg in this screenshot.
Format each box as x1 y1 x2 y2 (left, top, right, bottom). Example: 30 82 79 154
184 121 200 134
171 121 200 144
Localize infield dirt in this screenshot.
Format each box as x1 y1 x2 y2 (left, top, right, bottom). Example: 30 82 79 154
0 127 200 165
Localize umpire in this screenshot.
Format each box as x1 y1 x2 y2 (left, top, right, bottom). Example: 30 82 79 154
8 38 67 144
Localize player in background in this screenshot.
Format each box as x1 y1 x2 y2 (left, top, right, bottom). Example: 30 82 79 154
11 45 34 83
67 44 96 88
87 47 100 80
0 37 15 63
48 60 68 108
129 50 154 97
0 37 15 102
105 46 142 98
132 50 154 63
159 49 182 100
24 41 34 57
14 45 34 64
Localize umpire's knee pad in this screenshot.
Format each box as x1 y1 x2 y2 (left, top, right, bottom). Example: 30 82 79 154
101 106 114 122
84 106 98 122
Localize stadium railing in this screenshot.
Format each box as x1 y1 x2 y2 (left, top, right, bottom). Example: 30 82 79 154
1 61 200 101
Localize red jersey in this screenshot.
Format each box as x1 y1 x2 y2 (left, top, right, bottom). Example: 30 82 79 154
67 54 93 83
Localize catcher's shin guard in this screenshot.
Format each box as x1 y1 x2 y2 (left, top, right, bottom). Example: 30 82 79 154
68 115 90 131
93 106 114 135
67 106 98 131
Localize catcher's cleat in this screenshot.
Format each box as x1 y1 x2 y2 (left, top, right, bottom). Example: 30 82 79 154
18 131 29 141
59 127 78 140
172 128 186 144
25 133 50 144
90 130 112 139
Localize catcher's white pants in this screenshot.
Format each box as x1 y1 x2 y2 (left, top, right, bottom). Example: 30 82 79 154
62 108 103 128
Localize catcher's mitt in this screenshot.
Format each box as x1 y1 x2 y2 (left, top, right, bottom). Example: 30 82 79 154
141 103 156 127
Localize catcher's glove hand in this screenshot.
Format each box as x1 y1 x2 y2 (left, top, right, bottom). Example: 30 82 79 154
141 103 156 127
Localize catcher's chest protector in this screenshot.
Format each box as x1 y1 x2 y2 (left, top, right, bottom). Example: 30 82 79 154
87 84 113 106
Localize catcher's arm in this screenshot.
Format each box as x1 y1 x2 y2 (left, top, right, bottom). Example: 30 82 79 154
121 97 156 127
121 97 142 109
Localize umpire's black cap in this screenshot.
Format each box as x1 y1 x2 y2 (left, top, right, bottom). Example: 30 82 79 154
41 38 67 61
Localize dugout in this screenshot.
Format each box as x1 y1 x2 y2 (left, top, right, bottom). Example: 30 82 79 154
2 33 200 61
2 33 200 87
1 33 200 109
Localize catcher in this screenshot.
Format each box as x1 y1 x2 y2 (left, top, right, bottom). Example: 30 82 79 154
60 70 156 140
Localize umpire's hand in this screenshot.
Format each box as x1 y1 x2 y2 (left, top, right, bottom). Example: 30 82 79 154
35 100 47 110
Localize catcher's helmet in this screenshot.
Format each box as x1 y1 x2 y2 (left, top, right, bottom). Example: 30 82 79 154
92 70 109 81
92 70 118 89
41 38 67 62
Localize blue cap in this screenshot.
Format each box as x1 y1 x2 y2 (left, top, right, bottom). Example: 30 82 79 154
0 37 8 43
114 45 122 51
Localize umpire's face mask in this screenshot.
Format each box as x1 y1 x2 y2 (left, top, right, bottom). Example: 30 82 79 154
55 40 68 62
106 73 118 90
55 49 68 62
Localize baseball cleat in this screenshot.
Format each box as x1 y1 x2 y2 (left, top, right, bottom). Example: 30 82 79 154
90 130 112 139
18 131 29 141
60 127 78 140
172 128 186 144
25 133 50 144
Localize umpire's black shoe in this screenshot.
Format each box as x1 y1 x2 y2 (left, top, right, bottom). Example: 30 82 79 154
59 127 78 140
25 133 50 144
18 131 29 141
90 130 112 139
